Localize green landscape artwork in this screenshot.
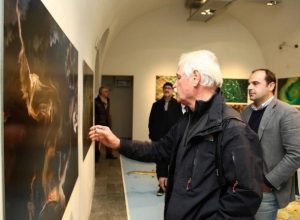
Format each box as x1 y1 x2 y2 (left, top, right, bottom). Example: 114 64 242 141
278 77 300 105
221 79 248 103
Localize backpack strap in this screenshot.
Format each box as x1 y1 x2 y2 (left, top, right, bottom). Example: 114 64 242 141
214 116 245 185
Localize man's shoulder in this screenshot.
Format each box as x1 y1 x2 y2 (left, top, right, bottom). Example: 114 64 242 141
274 98 296 111
153 98 165 105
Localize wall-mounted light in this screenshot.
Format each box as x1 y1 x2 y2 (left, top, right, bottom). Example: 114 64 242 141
279 41 299 50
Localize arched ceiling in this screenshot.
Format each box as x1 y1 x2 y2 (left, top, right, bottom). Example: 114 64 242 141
103 0 299 54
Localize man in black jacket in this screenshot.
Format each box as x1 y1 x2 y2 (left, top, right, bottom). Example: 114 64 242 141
89 50 263 219
94 86 116 161
149 82 183 196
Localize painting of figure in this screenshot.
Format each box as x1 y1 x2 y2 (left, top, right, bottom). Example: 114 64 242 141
278 77 300 105
221 79 248 103
82 61 94 160
4 0 78 219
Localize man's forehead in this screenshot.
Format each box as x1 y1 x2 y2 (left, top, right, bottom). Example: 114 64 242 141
250 71 265 81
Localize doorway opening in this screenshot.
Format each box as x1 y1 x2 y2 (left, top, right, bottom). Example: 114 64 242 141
101 75 133 139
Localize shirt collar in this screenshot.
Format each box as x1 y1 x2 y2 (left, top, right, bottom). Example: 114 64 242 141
251 96 274 111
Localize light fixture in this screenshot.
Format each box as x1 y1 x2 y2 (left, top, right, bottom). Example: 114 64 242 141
267 1 280 6
278 41 299 50
200 9 215 15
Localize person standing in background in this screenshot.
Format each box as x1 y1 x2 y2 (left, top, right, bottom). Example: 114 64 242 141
242 69 300 220
95 86 117 161
148 82 183 196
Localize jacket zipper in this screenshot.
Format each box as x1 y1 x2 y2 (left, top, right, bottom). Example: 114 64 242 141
231 152 239 193
186 147 199 191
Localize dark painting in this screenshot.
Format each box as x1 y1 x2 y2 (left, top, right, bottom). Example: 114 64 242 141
221 79 248 103
4 0 78 219
278 77 300 105
82 61 94 160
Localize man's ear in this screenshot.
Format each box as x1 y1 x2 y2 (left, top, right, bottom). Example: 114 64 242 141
192 70 201 87
268 82 275 92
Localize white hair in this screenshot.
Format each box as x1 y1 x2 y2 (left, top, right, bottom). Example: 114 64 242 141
178 50 223 87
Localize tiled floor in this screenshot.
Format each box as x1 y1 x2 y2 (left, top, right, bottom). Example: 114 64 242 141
89 151 127 220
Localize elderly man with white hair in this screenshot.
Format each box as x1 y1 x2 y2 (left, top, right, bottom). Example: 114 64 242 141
89 50 263 220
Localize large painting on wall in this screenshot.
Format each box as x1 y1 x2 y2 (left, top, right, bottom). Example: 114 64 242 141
4 0 78 219
278 77 300 105
156 75 176 100
221 79 248 103
82 61 94 160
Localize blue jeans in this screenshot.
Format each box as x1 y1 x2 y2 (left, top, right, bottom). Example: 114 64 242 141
255 192 279 220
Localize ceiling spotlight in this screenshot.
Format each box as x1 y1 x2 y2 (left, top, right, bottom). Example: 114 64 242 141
267 1 279 6
201 9 216 16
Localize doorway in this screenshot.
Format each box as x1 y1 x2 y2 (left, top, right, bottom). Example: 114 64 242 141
101 75 133 139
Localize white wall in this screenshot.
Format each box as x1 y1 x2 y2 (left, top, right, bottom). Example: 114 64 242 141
102 4 266 140
227 0 300 77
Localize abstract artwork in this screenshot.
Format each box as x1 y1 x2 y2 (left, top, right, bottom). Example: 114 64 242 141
278 77 300 105
156 75 176 100
82 61 94 160
4 0 78 219
221 79 248 103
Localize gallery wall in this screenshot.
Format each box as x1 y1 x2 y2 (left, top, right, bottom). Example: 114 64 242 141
227 0 300 76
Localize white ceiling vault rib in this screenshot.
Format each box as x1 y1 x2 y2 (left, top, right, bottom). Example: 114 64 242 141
185 0 235 22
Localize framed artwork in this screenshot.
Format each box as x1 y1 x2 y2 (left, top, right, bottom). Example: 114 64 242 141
221 79 248 103
156 75 176 100
82 61 94 160
4 0 78 219
278 77 300 105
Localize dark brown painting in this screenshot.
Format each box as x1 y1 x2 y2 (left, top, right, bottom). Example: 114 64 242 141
4 0 78 219
82 61 94 160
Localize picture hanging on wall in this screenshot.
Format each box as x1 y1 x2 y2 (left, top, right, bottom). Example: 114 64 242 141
4 0 78 219
156 75 176 100
278 77 300 105
221 79 248 103
82 61 94 160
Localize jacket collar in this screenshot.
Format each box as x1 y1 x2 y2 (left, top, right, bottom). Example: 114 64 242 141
185 89 224 144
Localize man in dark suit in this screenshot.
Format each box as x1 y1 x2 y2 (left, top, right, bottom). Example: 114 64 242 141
242 69 300 220
148 82 183 196
95 86 116 161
